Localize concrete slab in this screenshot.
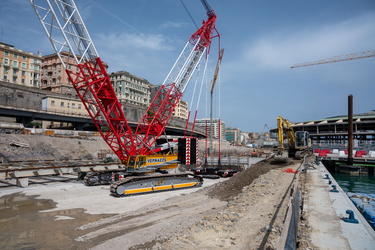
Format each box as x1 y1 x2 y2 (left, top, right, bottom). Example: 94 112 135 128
306 161 375 249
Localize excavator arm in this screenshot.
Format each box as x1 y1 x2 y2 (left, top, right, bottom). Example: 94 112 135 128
275 116 311 162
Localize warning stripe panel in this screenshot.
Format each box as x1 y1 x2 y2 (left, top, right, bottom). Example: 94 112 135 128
153 185 173 191
124 187 153 194
173 182 198 188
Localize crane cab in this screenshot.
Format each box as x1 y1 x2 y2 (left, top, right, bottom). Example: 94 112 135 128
126 154 179 173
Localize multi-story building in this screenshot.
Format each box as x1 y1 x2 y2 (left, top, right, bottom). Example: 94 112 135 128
0 42 42 87
41 52 77 96
225 127 242 144
41 95 89 128
195 118 226 139
173 100 189 119
110 70 151 106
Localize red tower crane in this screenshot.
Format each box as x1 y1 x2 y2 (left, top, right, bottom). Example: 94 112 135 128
30 0 220 196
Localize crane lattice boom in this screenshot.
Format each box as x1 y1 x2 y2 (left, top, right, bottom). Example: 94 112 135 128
291 50 375 68
31 0 220 160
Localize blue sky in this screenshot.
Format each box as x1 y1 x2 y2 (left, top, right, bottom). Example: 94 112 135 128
1 0 374 133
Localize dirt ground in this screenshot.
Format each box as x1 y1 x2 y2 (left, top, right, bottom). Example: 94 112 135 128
1 160 310 250
0 134 315 249
156 160 301 250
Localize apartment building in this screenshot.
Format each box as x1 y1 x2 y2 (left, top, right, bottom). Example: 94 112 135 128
195 118 226 139
173 99 189 119
110 70 151 106
0 42 42 87
41 52 77 96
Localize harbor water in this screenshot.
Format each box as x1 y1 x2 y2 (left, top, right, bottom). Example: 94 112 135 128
331 172 375 195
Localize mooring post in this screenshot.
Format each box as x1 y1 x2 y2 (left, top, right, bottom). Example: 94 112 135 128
348 95 353 166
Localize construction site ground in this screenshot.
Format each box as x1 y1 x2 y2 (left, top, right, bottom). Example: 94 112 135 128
0 134 314 249
0 159 308 250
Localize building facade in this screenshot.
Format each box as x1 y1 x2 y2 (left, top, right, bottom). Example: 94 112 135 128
41 52 77 96
270 110 375 149
110 70 151 106
195 118 226 139
173 100 189 119
41 95 89 128
225 127 242 144
0 42 42 87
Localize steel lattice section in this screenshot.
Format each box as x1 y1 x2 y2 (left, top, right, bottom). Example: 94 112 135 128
66 58 135 161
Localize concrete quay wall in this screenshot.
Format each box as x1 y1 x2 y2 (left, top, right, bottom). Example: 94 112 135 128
305 160 375 249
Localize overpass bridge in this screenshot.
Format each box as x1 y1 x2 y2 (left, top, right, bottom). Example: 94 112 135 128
0 105 205 138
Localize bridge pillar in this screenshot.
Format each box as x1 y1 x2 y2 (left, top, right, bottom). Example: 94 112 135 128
16 117 33 127
75 122 90 130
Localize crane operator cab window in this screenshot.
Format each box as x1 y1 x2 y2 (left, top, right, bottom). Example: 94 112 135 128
295 131 309 148
127 156 147 169
128 156 137 168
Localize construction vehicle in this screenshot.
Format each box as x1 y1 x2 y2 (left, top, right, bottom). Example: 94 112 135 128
30 0 219 196
274 116 312 162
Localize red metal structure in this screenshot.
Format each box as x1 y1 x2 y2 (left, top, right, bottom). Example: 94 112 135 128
30 0 219 164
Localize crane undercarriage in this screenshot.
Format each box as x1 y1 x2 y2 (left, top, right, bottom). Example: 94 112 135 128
110 173 203 197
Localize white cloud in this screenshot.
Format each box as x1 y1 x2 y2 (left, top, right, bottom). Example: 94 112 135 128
95 32 174 52
242 11 375 70
159 21 188 29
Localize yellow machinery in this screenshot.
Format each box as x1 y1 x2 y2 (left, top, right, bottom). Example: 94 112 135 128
109 153 202 197
275 116 312 162
126 154 179 173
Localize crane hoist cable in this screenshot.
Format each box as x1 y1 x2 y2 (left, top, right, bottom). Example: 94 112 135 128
180 0 199 29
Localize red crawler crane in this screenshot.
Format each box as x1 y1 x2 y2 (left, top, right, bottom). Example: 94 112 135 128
30 0 220 196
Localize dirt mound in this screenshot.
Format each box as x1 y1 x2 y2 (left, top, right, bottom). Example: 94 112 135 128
207 159 293 201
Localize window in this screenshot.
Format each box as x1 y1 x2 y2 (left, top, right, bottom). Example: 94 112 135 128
4 51 9 56
13 61 18 67
51 101 55 106
72 103 75 108
61 102 65 107
22 62 26 69
22 71 25 76
14 53 18 58
22 55 26 60
4 58 9 65
21 79 25 84
78 104 82 109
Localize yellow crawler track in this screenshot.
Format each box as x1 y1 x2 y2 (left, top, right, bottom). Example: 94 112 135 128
110 173 203 197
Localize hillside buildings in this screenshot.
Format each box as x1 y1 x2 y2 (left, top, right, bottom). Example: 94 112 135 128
1 43 253 141
40 52 77 96
196 118 226 139
110 70 151 106
0 42 42 87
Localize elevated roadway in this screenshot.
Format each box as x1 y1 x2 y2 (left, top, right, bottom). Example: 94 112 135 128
0 104 205 138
